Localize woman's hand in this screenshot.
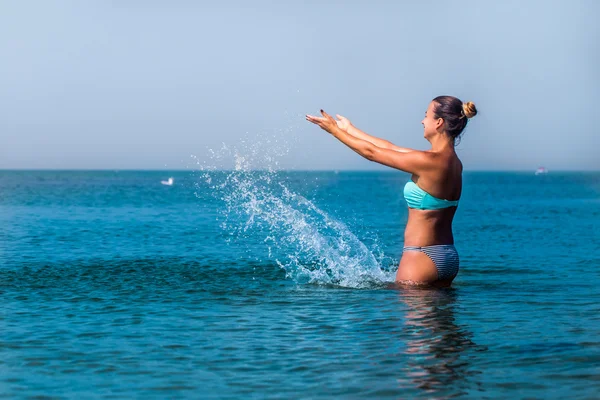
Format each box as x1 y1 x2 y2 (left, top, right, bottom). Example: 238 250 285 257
305 110 340 135
334 114 353 132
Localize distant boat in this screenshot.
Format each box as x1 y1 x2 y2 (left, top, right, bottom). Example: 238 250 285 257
161 177 174 186
535 167 548 175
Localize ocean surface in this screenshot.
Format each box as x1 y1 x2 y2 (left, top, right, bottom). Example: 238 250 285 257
1 169 599 399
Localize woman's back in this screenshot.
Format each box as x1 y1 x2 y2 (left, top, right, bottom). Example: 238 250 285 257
404 152 462 247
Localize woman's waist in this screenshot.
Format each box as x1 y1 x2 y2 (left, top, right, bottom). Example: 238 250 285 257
403 220 454 247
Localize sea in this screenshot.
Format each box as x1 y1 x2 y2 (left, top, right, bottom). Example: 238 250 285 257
1 168 599 399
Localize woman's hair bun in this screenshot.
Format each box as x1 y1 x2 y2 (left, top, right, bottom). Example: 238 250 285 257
462 101 477 119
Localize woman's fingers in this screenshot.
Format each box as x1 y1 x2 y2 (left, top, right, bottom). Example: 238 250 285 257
306 115 324 124
307 111 337 132
307 111 333 120
321 110 337 124
307 110 339 121
306 115 326 130
306 115 329 123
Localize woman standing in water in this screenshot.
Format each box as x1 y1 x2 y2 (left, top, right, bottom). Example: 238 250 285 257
306 96 477 286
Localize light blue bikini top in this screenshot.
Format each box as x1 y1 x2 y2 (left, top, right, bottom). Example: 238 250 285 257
403 181 459 210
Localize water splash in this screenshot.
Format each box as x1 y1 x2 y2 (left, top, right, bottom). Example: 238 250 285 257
193 134 395 288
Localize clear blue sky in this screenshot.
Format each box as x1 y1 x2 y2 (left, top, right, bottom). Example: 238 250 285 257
1 0 598 170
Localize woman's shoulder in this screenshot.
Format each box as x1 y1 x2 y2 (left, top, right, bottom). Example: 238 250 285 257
426 150 462 171
420 154 462 185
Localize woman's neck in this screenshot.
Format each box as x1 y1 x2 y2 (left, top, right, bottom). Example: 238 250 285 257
429 133 455 153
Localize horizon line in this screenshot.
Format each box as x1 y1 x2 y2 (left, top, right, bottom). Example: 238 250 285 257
0 168 598 173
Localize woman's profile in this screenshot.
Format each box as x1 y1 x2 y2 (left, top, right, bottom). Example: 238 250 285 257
306 96 477 286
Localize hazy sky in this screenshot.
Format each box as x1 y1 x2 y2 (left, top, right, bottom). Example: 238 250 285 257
1 0 598 170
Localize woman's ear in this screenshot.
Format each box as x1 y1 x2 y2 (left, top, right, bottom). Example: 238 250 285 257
435 118 444 130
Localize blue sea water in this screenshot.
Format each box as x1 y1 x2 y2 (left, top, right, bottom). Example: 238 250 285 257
1 169 599 399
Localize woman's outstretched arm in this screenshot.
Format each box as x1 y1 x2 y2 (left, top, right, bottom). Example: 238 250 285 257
335 114 415 153
306 110 432 175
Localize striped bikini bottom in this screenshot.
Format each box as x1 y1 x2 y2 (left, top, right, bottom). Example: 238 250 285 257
403 244 460 281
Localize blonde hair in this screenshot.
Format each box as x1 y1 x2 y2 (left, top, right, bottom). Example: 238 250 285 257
462 101 477 119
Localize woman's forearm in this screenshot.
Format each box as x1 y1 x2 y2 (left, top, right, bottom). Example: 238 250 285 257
346 126 413 153
330 127 378 160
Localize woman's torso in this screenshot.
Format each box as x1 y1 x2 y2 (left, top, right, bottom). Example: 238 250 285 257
403 153 462 246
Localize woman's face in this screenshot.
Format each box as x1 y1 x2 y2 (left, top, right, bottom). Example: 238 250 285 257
422 102 442 140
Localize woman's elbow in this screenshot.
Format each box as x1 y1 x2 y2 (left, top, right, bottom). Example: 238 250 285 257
362 146 377 161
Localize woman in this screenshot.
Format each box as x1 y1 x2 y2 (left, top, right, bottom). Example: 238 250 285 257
306 96 477 286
